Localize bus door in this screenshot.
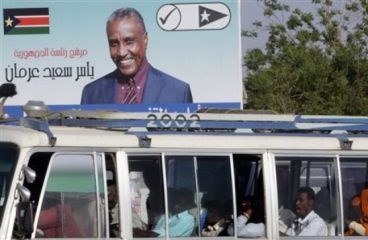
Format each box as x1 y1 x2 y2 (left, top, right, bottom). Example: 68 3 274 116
12 151 121 239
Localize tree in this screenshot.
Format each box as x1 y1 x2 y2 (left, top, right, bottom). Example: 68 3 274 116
244 0 368 115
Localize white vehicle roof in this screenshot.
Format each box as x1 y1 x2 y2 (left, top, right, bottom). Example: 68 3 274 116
2 103 368 150
0 125 139 148
1 112 368 151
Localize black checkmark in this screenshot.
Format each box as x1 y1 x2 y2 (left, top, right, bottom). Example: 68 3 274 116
159 7 177 25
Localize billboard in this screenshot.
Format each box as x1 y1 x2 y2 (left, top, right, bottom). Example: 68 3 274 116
1 0 241 113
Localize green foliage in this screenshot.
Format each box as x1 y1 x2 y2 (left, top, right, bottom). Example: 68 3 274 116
244 0 368 115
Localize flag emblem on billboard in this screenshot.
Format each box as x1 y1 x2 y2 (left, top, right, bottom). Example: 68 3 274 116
157 3 230 31
199 5 228 27
3 8 49 35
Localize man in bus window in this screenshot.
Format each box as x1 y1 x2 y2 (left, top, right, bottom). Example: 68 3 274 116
227 196 265 237
133 188 195 237
108 182 119 237
280 187 328 236
152 188 195 237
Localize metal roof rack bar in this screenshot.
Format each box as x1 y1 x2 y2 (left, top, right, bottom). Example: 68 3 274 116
42 110 368 132
57 110 368 123
50 118 368 131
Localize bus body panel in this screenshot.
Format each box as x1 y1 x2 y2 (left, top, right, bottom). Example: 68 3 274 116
1 120 368 239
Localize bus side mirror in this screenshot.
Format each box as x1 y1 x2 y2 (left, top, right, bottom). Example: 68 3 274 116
16 201 34 236
16 184 31 202
22 165 36 184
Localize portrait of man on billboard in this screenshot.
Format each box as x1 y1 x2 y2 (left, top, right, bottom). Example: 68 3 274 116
80 7 193 104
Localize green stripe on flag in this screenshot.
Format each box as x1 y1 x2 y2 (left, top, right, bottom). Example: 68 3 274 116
7 27 49 35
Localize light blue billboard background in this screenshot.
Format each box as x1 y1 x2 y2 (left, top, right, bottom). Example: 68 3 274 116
1 0 241 114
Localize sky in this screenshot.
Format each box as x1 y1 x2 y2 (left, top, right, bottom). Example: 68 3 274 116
240 0 318 57
239 0 323 100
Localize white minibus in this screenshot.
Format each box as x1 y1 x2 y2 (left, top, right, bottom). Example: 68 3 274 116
1 102 368 239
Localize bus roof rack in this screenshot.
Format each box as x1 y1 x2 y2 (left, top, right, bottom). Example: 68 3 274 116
17 108 368 134
10 107 368 147
0 101 363 142
196 108 278 114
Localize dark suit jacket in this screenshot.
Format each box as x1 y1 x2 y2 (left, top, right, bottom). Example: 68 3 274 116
81 65 192 104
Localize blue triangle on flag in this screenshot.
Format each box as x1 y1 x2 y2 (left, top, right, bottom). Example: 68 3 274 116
3 12 20 34
198 5 227 28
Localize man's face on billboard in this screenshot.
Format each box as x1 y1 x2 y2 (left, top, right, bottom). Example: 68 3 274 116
107 16 148 77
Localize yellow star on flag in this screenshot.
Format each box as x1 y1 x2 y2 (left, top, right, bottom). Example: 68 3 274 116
5 17 13 27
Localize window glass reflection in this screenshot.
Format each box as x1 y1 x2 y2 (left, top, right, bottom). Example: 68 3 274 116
341 158 368 236
36 154 99 238
276 157 337 237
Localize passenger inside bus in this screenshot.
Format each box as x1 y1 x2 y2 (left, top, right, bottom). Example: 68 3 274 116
201 200 230 236
134 187 195 237
280 187 328 236
107 181 119 237
227 195 265 237
345 188 368 236
130 171 150 230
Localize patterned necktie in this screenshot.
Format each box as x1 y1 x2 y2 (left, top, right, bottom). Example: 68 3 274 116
122 79 137 104
293 219 302 235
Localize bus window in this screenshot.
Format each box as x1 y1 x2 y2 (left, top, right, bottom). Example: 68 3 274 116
105 154 120 238
35 153 107 238
128 155 165 238
340 157 368 236
128 155 233 238
231 154 266 238
196 156 233 237
96 153 109 237
276 156 337 237
165 156 197 237
165 155 233 238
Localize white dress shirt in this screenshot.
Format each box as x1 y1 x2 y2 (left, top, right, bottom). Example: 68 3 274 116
286 210 328 236
227 214 265 237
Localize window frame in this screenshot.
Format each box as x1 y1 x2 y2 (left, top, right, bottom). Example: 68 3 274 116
272 151 358 238
31 151 109 239
124 151 272 239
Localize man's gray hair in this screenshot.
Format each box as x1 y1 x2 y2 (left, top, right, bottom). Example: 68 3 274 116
107 7 146 32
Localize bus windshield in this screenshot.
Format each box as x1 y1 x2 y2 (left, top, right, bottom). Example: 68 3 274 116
0 143 18 226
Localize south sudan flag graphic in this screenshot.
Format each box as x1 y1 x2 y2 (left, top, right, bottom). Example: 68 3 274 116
3 8 49 35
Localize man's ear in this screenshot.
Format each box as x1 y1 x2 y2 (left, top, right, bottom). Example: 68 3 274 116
143 32 148 49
